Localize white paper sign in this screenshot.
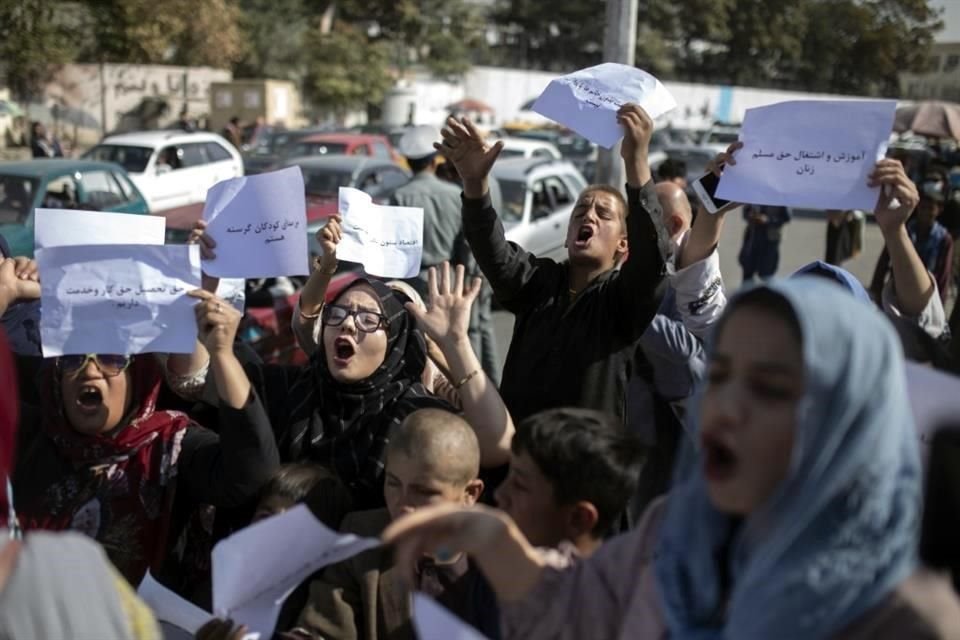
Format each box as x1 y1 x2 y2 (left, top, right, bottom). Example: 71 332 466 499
906 362 960 462
212 505 380 638
138 571 213 635
37 244 201 356
531 63 677 149
336 187 424 279
34 208 166 251
715 100 896 211
413 594 490 640
202 167 309 278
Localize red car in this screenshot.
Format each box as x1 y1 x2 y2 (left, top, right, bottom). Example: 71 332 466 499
285 133 403 166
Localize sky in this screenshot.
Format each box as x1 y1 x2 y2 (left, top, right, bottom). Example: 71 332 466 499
932 0 960 41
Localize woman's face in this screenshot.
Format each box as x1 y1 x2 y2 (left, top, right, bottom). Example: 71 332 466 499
322 284 390 384
60 357 133 435
699 304 805 516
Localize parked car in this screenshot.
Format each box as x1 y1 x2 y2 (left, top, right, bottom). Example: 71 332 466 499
285 133 402 166
498 138 564 161
242 127 338 175
83 131 243 214
0 159 150 257
491 157 589 256
698 124 740 153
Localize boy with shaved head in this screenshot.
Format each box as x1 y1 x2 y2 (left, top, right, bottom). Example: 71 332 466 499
291 409 497 640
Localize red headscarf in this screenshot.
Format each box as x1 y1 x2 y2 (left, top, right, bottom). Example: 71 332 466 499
17 356 193 584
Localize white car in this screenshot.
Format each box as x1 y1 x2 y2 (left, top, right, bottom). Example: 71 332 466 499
492 157 588 256
84 131 243 213
497 137 563 161
698 125 740 154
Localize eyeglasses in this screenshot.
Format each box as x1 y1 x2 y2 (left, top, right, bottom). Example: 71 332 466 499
58 354 132 378
322 304 388 333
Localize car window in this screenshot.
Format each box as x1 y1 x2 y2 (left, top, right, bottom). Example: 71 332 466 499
180 143 210 168
532 148 553 159
499 149 525 159
42 175 79 210
303 169 354 197
350 145 368 156
112 171 139 202
496 178 526 223
83 144 153 173
533 176 573 219
372 142 391 158
378 167 409 190
157 146 184 170
206 142 233 162
291 142 348 157
0 175 39 224
79 170 128 209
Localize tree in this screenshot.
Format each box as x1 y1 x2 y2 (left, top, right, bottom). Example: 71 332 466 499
0 0 76 101
76 0 243 68
233 0 312 80
301 22 394 116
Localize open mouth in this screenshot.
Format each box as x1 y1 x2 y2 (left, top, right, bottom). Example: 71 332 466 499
702 433 738 482
76 385 104 412
574 225 595 246
333 338 356 364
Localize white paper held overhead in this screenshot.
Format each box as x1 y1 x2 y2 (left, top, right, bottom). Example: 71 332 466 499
202 166 310 278
413 594 491 640
37 244 201 357
335 187 424 279
531 63 677 149
715 100 897 211
34 208 166 250
212 505 380 638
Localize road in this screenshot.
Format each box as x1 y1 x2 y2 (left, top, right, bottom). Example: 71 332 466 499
490 211 884 376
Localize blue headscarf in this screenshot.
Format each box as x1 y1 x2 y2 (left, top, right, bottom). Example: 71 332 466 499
791 260 871 304
655 278 921 639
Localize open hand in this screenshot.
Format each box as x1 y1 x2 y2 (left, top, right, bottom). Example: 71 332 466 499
317 214 342 271
188 290 242 355
870 159 919 234
436 117 504 183
404 262 481 349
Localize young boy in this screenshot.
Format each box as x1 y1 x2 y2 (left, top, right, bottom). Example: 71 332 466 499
291 408 495 640
495 407 646 557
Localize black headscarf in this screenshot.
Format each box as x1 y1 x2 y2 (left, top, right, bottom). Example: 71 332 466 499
283 279 451 506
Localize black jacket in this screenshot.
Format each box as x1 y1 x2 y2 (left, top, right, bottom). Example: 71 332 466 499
462 181 666 422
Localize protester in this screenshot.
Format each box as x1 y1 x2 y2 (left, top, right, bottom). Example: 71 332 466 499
825 209 865 265
167 229 513 508
656 158 687 189
292 408 497 640
738 203 791 282
10 278 279 585
221 117 243 150
0 328 162 640
30 122 63 159
439 104 670 423
871 172 954 304
385 277 960 639
495 408 645 557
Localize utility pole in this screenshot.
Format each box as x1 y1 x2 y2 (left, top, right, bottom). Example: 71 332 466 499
595 0 638 189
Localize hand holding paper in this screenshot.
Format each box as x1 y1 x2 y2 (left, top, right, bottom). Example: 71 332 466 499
532 63 676 149
335 187 424 279
202 167 310 278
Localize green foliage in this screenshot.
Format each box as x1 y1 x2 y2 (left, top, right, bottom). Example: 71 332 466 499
301 23 394 113
0 0 76 101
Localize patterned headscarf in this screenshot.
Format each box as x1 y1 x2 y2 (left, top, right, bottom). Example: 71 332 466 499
283 279 450 506
655 278 920 639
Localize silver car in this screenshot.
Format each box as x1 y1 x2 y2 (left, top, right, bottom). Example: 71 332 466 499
492 157 589 256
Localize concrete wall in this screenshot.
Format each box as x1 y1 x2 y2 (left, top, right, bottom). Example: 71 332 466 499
208 80 304 132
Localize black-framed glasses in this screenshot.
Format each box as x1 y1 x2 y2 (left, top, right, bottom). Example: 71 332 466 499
58 354 132 378
322 304 388 333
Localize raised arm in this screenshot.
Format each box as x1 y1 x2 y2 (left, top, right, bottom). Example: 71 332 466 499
405 262 514 467
438 117 552 311
0 257 40 318
292 215 341 354
678 142 743 269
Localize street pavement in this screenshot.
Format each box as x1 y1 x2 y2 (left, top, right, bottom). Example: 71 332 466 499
490 210 884 376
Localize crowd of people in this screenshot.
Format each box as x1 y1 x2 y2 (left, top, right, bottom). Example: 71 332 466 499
1 101 960 640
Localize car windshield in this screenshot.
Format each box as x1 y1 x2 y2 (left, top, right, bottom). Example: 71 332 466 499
496 178 526 223
290 142 349 157
83 144 153 173
302 168 354 198
0 174 39 224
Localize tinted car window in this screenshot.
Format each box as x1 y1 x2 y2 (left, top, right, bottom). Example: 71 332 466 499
180 143 210 167
79 170 128 209
532 148 553 159
0 175 39 224
496 178 526 223
113 171 139 202
206 142 233 162
302 169 354 197
372 141 391 158
83 144 153 173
